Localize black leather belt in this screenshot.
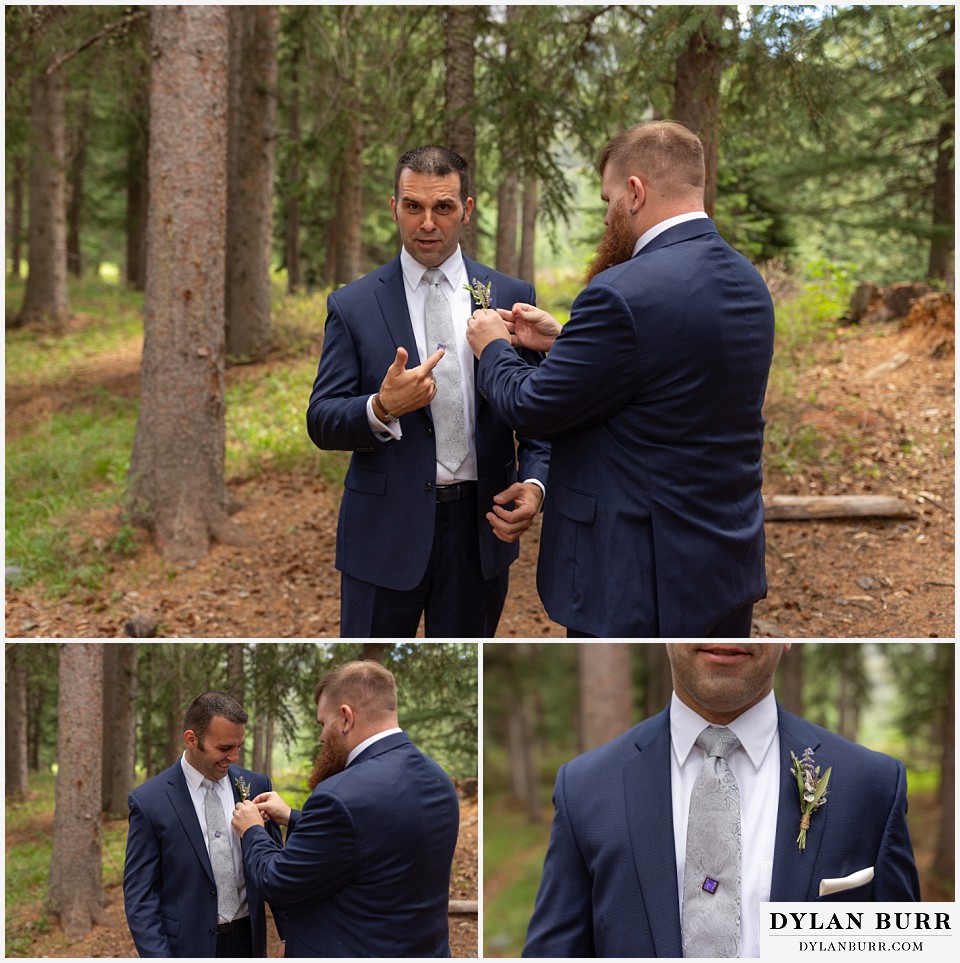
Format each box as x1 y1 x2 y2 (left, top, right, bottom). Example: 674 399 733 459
217 917 250 935
435 481 477 504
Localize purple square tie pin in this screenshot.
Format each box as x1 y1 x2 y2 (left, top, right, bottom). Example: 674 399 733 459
702 876 719 894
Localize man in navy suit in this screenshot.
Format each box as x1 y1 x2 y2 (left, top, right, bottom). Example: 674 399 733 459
466 120 775 637
523 643 921 958
232 660 461 958
123 692 285 957
307 145 549 637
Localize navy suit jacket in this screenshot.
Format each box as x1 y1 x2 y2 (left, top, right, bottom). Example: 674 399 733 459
523 704 921 958
477 218 775 636
306 254 550 591
241 731 461 958
124 761 284 957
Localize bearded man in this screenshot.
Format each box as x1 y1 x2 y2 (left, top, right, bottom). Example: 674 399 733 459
231 661 460 958
466 120 776 637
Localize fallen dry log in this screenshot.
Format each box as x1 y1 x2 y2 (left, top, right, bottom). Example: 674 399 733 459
449 900 479 914
763 494 914 521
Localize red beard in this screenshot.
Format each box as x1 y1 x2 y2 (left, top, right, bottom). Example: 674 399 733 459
307 724 350 790
585 200 637 283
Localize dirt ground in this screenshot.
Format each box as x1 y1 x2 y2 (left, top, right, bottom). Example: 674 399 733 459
4 307 954 639
5 798 478 958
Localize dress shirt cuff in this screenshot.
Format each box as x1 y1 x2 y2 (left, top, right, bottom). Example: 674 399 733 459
366 394 402 441
523 477 546 510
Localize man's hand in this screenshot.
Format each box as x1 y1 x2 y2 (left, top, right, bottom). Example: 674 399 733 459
487 482 544 543
508 302 561 352
377 346 444 418
466 308 511 358
231 799 265 838
251 790 292 827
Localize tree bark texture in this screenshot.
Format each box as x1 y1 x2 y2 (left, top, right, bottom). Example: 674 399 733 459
125 89 149 291
67 100 89 277
776 642 804 716
18 68 70 326
101 643 138 816
495 171 519 276
579 643 633 751
46 642 105 938
672 7 729 218
226 642 246 764
335 111 364 285
226 5 279 361
284 42 302 294
11 154 26 278
5 645 30 801
933 643 954 880
126 6 247 565
642 643 673 719
519 175 538 282
927 59 954 284
444 5 478 258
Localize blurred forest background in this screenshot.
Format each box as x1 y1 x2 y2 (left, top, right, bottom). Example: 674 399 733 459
483 642 955 956
4 5 953 629
4 640 478 956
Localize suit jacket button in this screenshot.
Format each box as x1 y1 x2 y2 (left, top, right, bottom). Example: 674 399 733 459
424 482 433 492
426 427 434 436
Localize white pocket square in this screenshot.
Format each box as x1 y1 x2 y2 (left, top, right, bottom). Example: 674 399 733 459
819 867 875 897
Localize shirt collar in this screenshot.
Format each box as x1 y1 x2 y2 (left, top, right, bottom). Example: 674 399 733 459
346 727 403 768
670 689 778 771
399 245 465 293
181 751 230 791
632 210 709 257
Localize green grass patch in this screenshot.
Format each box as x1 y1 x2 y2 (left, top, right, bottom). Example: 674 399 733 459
483 795 552 958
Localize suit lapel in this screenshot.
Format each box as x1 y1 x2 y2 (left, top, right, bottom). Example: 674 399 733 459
374 257 422 367
623 710 683 958
165 762 215 883
771 706 830 900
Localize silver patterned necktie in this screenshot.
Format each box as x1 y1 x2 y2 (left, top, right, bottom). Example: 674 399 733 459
201 777 240 922
681 726 742 958
422 268 469 473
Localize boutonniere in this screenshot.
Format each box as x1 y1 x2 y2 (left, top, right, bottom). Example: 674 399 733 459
235 775 251 802
463 277 493 309
790 748 831 853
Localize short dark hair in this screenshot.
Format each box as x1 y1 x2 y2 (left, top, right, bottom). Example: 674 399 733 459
314 660 397 718
394 145 470 206
183 692 247 748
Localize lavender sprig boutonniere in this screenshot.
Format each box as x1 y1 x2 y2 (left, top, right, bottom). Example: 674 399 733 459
463 277 493 309
235 775 251 802
790 747 831 853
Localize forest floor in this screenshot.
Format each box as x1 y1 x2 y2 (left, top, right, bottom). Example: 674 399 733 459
4 306 954 638
3 796 478 958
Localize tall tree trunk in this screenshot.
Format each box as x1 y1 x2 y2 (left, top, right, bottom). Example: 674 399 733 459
18 68 70 326
933 644 954 880
519 175 538 282
579 643 633 751
642 643 673 719
251 710 267 773
11 155 26 278
265 714 275 777
46 642 105 938
226 5 279 362
672 6 730 218
102 643 138 816
927 58 954 284
335 112 364 285
164 643 185 769
5 645 30 802
360 642 388 663
126 6 250 565
226 643 245 765
66 101 88 278
444 5 478 258
777 642 804 716
125 95 149 292
284 42 302 295
495 171 519 276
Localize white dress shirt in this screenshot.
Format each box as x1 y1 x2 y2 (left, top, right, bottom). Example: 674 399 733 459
670 690 780 958
345 726 403 768
632 210 709 256
366 246 478 484
180 753 249 923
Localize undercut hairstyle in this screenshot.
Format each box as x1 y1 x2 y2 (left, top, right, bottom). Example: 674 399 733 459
183 692 247 748
597 120 705 195
314 660 398 719
394 145 470 207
